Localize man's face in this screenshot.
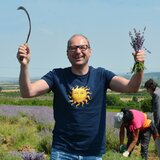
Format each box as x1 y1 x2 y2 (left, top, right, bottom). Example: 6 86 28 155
67 36 91 67
146 88 153 95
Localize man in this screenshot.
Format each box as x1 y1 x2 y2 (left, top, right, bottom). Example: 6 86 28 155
144 79 160 134
17 34 145 160
144 79 160 158
114 108 158 160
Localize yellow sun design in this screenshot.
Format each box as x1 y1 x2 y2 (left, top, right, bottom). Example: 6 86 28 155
69 86 91 107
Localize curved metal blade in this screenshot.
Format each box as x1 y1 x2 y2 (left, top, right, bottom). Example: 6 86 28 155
17 6 31 43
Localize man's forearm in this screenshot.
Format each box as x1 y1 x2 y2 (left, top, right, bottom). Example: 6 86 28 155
19 65 32 98
128 70 144 92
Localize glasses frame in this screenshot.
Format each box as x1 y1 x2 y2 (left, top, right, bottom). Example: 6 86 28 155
68 45 90 52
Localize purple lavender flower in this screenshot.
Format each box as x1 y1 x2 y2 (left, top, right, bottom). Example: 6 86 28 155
129 27 148 73
129 27 146 52
0 105 54 124
21 151 45 160
9 150 22 158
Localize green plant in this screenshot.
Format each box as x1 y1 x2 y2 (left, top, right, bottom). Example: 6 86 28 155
37 122 53 132
140 98 152 112
132 96 138 102
38 132 52 154
106 95 121 106
106 127 119 151
0 152 21 160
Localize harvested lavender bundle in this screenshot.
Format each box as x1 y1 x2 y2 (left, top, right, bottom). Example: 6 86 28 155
129 27 146 73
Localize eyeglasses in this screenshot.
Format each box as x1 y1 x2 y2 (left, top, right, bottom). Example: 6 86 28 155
68 45 90 52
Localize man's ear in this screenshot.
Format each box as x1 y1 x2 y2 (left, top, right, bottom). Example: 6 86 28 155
67 50 70 58
89 48 92 57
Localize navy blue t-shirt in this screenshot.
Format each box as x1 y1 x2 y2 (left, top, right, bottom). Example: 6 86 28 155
41 66 116 156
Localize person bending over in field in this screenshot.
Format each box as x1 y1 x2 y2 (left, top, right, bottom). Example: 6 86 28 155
114 108 158 160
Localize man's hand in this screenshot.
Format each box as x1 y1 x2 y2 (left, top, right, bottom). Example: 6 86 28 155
132 50 145 63
131 50 145 73
17 44 31 65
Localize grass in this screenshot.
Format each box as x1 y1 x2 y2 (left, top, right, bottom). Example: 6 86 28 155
0 91 53 106
0 113 52 160
0 116 37 148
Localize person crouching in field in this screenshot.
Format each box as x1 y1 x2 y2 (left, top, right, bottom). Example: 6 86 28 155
113 108 159 160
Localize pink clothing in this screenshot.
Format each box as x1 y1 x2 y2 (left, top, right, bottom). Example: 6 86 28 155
129 109 150 132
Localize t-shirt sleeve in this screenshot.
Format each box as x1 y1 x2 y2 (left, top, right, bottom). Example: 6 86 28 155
104 69 116 89
41 70 55 89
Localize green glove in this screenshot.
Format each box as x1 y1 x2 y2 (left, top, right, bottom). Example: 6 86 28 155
119 144 127 153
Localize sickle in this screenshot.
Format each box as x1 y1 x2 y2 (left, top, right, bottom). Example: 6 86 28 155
17 6 31 43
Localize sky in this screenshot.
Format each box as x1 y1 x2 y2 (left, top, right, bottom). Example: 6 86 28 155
1 0 160 78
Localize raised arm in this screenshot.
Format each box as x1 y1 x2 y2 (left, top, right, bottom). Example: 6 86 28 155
109 50 144 93
17 44 49 98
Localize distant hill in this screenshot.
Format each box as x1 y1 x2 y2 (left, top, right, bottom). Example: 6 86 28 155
1 72 160 85
0 77 18 84
0 77 39 84
122 72 160 86
143 72 160 86
143 72 160 80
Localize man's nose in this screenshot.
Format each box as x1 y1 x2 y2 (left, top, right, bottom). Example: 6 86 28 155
75 47 81 53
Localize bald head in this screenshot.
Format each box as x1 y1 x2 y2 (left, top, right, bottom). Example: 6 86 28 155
67 34 90 51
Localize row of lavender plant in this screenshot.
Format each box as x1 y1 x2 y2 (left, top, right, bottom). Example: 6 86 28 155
10 151 45 160
0 105 54 160
0 105 119 160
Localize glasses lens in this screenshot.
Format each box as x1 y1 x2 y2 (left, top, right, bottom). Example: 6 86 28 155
79 45 88 51
69 46 77 51
69 45 89 52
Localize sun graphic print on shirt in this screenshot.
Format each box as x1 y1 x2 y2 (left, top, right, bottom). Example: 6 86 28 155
68 86 92 107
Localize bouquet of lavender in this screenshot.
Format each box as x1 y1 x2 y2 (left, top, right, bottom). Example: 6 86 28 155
129 27 146 73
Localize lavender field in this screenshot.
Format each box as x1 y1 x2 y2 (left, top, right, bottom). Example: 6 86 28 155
0 105 54 123
0 105 158 160
0 105 115 127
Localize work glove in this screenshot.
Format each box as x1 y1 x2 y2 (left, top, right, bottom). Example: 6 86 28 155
123 151 129 157
119 144 126 153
